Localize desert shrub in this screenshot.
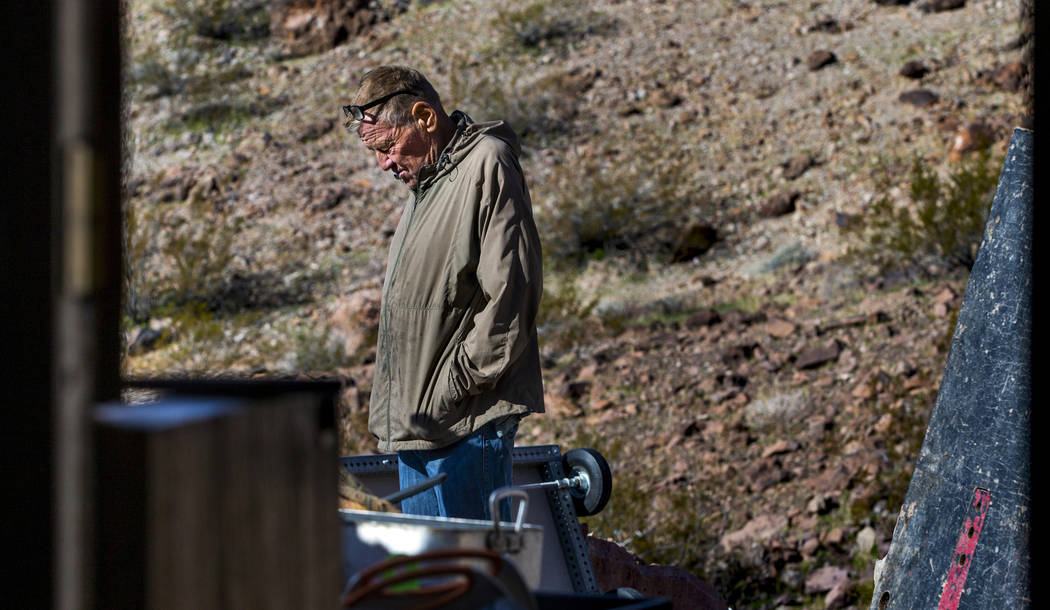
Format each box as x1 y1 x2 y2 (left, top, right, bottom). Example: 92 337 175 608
172 95 287 133
490 0 615 52
569 423 721 579
150 300 228 373
843 149 1002 274
168 205 237 304
124 198 154 323
445 55 587 145
532 131 707 266
144 191 242 309
536 271 602 354
153 0 269 41
441 4 613 144
291 323 348 372
126 0 270 107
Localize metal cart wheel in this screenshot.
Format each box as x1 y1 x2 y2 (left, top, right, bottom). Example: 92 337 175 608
562 448 612 517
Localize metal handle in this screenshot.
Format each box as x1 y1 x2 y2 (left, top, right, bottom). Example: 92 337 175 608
488 487 528 534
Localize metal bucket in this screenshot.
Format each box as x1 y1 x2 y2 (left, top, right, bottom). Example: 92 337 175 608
339 489 544 591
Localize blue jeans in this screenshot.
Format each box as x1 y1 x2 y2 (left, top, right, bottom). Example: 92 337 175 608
397 417 517 521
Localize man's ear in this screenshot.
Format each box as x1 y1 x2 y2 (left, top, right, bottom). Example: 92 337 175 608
410 101 437 132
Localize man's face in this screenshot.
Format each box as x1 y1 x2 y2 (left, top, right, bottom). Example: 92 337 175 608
357 115 435 191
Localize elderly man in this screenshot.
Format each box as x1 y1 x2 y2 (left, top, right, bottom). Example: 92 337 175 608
343 65 544 520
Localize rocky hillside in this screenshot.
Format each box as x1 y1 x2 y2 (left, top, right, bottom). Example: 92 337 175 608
122 0 1030 607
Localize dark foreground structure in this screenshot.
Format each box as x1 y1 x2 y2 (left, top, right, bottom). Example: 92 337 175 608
871 127 1032 609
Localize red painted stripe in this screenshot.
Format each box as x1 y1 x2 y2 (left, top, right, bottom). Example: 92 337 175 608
937 488 991 610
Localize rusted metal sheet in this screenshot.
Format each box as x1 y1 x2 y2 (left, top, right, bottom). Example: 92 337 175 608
871 128 1032 609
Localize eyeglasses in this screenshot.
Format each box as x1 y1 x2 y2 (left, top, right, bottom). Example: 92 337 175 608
342 89 414 132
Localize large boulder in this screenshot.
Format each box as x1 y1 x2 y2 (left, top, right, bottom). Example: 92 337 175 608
269 0 401 57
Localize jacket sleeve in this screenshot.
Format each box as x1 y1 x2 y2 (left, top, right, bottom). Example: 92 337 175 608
447 148 542 400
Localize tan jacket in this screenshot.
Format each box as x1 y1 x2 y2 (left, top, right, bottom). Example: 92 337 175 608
369 112 544 451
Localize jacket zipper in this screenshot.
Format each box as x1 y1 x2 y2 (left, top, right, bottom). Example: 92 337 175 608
380 186 424 451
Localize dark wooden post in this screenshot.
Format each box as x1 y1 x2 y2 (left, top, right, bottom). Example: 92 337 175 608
54 0 124 608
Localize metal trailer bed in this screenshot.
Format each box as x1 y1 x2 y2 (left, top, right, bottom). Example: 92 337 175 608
341 444 600 595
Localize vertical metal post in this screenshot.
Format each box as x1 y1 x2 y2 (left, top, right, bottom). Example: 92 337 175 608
54 0 123 608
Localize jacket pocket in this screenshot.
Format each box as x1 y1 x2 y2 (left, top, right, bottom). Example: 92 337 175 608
418 352 463 434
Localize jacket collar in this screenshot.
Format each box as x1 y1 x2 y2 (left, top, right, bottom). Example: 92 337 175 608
416 110 472 194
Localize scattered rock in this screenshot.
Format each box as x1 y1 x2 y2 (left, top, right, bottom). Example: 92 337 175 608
898 88 940 107
799 16 852 34
873 413 896 436
804 565 849 595
297 118 335 142
850 376 874 400
800 536 821 557
871 0 913 4
933 286 957 304
685 309 722 328
127 326 168 355
816 311 888 334
691 274 720 287
651 88 683 108
577 363 599 382
741 310 768 325
918 0 965 12
681 419 706 438
762 439 800 458
899 60 930 79
782 154 816 180
745 457 791 492
825 578 853 609
721 343 758 366
986 60 1027 92
806 416 831 442
550 66 602 96
545 391 583 418
765 319 797 338
720 513 789 551
311 186 351 212
561 380 593 401
807 492 839 515
948 121 994 161
669 222 718 263
759 191 800 217
856 526 877 554
806 50 837 71
794 340 842 369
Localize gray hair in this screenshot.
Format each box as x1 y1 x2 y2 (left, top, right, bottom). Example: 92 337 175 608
351 65 446 127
